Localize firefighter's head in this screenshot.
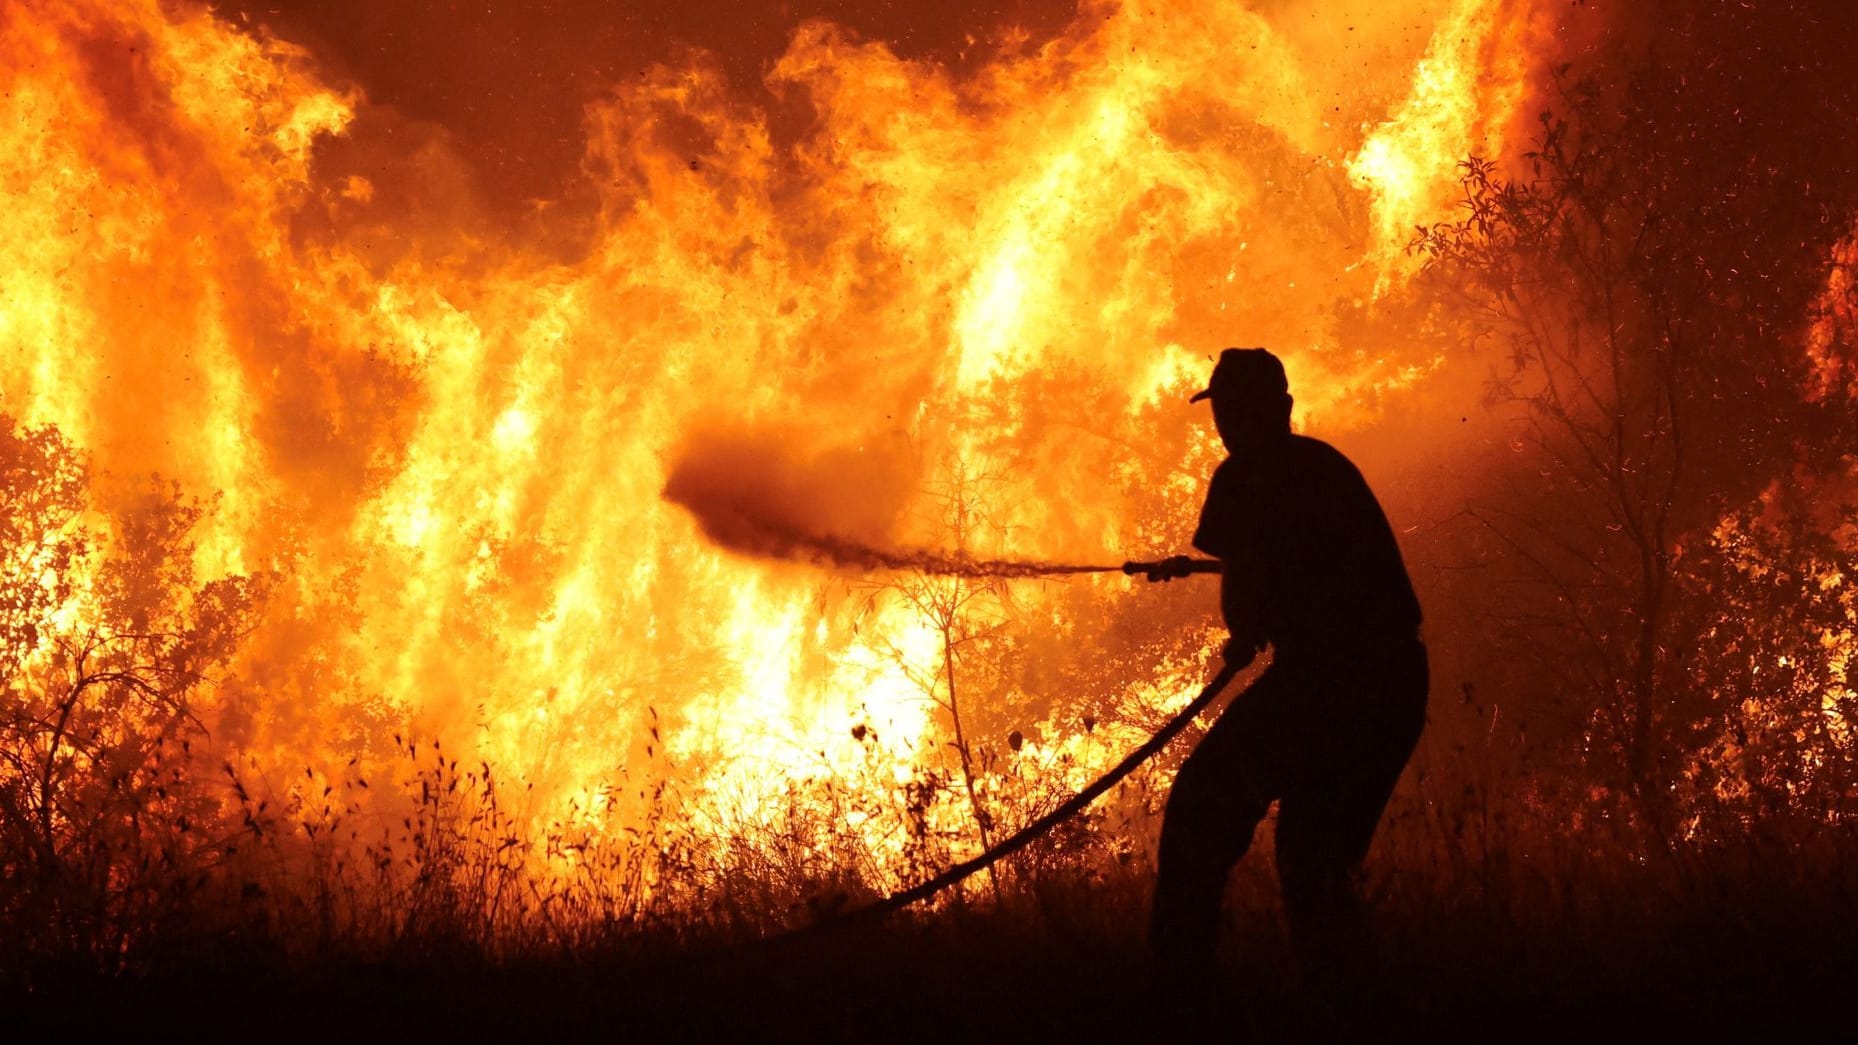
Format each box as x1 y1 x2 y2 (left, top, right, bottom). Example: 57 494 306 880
1190 347 1292 449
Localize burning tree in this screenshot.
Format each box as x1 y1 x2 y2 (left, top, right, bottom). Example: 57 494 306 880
1679 491 1858 830
878 466 1018 900
1415 16 1858 830
0 417 265 967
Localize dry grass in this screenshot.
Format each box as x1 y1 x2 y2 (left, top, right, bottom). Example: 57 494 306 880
4 716 1857 1039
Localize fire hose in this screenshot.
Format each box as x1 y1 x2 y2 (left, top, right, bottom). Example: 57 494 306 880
814 557 1237 930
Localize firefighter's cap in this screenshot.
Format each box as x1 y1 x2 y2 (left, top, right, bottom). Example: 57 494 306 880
1189 347 1287 404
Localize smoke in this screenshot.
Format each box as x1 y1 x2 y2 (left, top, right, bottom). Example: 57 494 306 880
222 0 1088 210
663 424 1122 577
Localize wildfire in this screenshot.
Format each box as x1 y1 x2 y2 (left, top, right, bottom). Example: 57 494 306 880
1347 0 1536 274
3 0 1544 883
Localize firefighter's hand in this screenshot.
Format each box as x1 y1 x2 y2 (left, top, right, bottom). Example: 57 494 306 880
1220 636 1261 668
1144 555 1196 583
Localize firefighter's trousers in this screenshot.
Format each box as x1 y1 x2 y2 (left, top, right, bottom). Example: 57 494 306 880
1150 637 1428 981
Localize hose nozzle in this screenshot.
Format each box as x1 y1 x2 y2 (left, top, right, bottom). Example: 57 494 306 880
1122 556 1219 581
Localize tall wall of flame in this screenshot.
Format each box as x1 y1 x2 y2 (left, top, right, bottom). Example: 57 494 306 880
1 0 1544 837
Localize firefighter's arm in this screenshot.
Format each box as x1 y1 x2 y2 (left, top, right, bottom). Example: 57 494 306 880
1218 561 1267 667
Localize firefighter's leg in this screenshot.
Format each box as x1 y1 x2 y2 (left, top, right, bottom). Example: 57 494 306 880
1275 642 1428 993
1149 674 1288 981
1274 786 1371 983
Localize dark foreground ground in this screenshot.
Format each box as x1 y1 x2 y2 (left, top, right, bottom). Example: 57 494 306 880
9 885 1857 1043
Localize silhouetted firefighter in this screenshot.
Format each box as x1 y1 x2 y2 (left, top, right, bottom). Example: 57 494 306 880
1146 347 1427 990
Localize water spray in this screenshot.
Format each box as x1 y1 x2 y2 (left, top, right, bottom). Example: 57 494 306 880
659 442 1223 580
671 502 1221 580
822 550 1222 580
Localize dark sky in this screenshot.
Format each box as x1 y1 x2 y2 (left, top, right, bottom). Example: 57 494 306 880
220 0 1081 202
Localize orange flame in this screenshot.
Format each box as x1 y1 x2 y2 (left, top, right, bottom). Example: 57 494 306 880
1 0 1545 873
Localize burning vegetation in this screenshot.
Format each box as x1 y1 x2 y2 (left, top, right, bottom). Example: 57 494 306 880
4 0 1858 1033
